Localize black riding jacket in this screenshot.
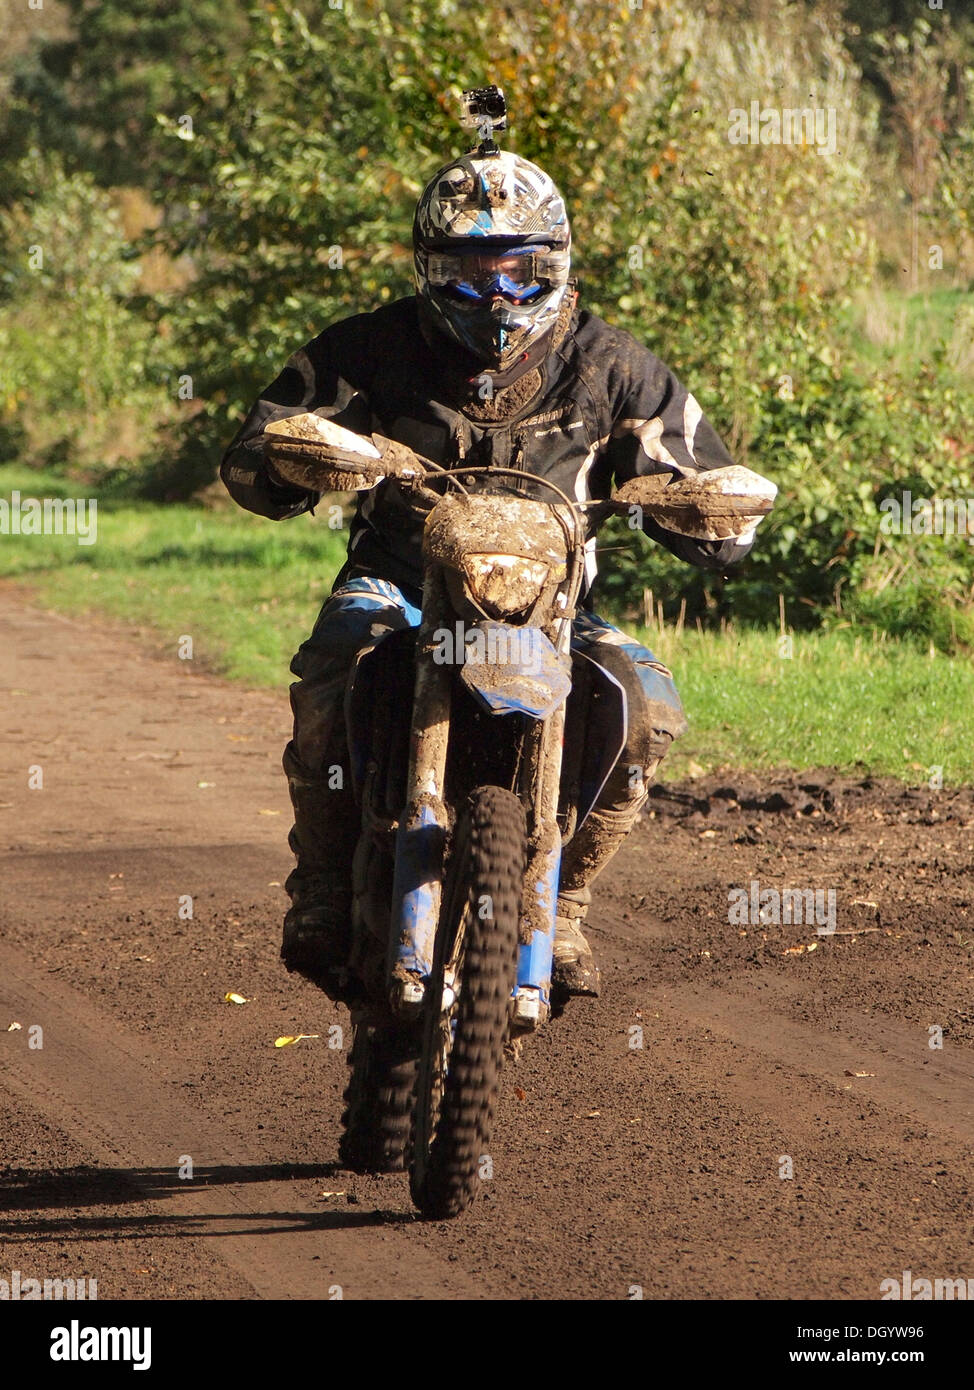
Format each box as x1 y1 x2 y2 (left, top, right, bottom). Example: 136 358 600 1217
220 295 752 595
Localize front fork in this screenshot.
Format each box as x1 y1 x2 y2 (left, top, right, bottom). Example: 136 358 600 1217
386 569 569 1030
387 570 453 1014
511 698 565 1029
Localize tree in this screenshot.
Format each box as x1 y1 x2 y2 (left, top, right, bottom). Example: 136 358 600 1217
2 0 249 187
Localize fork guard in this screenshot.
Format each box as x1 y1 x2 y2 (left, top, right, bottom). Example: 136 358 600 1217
459 621 571 719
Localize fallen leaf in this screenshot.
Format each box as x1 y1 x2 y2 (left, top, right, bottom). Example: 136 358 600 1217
514 1086 526 1101
224 991 249 1005
274 1034 320 1048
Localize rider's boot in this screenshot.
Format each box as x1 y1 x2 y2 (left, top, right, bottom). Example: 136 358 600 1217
280 740 358 991
554 799 648 998
553 886 599 996
554 714 675 998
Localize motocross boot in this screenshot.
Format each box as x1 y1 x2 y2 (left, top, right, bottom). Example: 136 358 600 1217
553 887 600 997
554 800 650 998
280 740 359 994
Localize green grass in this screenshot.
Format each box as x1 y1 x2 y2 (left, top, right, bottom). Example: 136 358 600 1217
3 464 973 784
848 286 972 380
640 622 974 785
0 464 348 686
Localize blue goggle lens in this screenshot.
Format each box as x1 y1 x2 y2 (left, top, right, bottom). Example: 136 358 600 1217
429 248 550 304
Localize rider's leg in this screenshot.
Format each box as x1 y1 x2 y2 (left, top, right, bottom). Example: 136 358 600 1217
555 612 688 996
281 577 423 979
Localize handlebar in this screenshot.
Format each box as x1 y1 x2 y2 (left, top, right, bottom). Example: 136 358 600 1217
262 413 776 543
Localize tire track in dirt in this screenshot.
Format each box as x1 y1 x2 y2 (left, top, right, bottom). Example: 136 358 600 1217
0 939 486 1300
649 979 974 1143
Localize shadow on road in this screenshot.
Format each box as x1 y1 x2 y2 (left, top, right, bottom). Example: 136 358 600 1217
0 1163 415 1239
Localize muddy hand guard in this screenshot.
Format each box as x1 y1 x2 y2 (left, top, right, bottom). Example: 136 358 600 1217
612 465 777 544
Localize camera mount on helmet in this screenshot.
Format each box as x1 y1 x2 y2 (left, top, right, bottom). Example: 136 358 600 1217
460 85 507 156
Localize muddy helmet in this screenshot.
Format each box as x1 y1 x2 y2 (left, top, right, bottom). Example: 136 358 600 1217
413 149 572 372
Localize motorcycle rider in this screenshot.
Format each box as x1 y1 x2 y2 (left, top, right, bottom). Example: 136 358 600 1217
221 107 764 1001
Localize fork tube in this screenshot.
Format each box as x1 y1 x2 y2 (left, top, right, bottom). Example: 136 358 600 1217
515 699 565 1011
387 568 452 1001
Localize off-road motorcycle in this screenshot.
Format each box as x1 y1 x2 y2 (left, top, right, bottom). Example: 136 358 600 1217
266 411 775 1218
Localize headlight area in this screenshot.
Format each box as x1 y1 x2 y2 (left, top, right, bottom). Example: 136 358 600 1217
460 553 553 618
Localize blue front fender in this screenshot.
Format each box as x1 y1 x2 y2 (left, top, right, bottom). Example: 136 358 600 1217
459 621 571 719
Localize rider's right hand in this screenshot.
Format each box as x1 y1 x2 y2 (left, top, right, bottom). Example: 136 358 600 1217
262 437 312 494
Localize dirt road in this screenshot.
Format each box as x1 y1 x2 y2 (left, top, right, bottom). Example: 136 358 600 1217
2 590 972 1300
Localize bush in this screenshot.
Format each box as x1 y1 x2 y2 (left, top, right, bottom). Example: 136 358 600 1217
0 149 178 483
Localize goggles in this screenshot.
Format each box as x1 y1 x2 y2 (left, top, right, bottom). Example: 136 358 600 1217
427 247 555 304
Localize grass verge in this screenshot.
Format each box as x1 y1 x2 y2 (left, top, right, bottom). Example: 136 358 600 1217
0 465 347 686
639 621 973 784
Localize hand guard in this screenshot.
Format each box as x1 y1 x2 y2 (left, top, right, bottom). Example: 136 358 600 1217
613 465 777 543
262 414 387 493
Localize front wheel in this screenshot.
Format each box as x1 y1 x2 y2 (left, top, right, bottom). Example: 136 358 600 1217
409 785 526 1219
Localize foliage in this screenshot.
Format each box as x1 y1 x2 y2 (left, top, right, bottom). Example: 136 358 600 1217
0 0 250 188
1 0 973 644
0 149 177 480
594 340 974 651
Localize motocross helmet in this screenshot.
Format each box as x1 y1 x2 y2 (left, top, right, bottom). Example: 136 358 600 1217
413 149 572 372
